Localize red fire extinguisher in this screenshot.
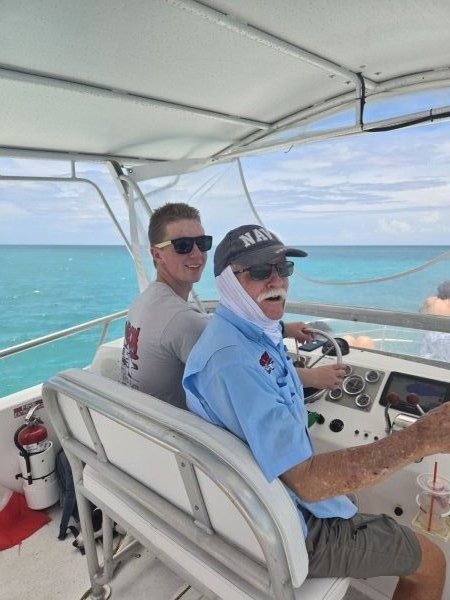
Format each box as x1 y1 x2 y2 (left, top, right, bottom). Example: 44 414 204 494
14 405 49 485
14 404 59 510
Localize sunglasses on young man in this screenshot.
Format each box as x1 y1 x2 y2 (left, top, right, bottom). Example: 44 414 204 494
153 235 213 254
233 260 295 281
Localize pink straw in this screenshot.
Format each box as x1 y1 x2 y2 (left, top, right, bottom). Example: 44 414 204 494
427 461 438 532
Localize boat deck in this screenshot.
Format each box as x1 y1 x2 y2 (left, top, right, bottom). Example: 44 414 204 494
3 505 371 600
2 505 193 600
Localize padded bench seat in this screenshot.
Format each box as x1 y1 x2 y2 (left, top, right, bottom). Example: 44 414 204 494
43 368 349 600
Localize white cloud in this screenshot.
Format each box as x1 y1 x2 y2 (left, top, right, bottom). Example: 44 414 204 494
421 211 441 224
0 157 72 177
377 218 412 234
0 201 27 218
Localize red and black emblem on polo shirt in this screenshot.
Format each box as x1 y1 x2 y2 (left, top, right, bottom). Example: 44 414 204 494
259 351 274 374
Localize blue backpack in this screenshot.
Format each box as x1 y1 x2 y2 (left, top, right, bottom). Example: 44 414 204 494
55 449 105 554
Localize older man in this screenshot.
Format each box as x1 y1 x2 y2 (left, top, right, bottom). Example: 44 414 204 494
183 224 447 600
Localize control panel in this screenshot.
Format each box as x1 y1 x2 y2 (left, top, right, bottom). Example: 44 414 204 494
325 364 384 412
294 347 450 449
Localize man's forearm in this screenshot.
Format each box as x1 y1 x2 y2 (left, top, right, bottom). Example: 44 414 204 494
280 417 435 502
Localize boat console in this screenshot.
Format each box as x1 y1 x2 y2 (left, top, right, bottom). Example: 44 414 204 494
300 346 449 447
300 345 450 599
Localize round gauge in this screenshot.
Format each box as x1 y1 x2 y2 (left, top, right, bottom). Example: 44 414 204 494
344 364 353 376
355 393 371 408
365 369 380 383
343 374 365 396
328 388 343 401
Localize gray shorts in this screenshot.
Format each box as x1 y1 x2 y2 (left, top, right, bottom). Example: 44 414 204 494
305 512 422 579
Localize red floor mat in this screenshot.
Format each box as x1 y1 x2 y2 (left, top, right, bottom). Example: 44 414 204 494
0 491 51 550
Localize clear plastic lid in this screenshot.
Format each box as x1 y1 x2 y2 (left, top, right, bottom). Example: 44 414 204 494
417 472 450 495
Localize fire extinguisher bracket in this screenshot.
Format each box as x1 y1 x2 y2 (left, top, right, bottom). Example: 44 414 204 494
13 405 59 509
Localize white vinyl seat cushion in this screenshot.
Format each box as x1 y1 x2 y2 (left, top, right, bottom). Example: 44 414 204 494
84 466 349 600
53 368 350 599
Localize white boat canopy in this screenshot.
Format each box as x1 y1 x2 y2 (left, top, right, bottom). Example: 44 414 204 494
1 0 450 172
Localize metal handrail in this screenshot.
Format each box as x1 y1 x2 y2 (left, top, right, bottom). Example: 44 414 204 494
0 309 128 360
200 300 450 334
2 300 449 362
285 301 450 333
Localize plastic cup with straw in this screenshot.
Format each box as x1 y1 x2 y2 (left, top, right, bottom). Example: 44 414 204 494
427 461 438 532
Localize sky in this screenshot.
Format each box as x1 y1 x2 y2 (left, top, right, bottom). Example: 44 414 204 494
1 90 450 246
243 120 450 245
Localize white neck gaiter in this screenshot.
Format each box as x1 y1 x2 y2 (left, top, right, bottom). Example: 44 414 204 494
215 266 283 345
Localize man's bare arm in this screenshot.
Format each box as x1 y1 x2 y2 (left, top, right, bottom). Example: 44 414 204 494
280 402 450 502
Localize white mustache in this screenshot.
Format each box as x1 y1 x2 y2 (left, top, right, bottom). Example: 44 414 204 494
257 288 287 302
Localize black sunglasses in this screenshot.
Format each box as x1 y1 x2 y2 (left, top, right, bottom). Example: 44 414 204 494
233 260 294 281
154 235 213 254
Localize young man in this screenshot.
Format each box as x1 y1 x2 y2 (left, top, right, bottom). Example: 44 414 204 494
122 204 345 408
121 203 211 408
183 224 447 600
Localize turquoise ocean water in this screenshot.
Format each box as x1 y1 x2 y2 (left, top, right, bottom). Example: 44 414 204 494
1 245 449 397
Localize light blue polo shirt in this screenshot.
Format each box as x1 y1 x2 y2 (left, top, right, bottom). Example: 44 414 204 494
183 304 357 536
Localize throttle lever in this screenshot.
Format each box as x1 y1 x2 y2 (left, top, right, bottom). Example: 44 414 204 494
385 392 400 434
406 393 425 416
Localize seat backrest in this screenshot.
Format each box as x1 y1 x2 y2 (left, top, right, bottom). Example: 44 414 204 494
42 368 309 589
89 339 123 382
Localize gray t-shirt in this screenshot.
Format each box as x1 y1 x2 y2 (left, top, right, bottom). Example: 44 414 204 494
121 282 209 408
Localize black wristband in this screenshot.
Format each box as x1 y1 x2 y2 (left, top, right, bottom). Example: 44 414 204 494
279 320 285 338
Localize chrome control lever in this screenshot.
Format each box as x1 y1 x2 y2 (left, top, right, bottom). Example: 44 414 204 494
385 392 421 435
406 393 426 416
385 392 400 434
392 413 419 431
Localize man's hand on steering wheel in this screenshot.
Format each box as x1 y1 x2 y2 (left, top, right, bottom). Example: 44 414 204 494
298 364 347 390
283 321 315 344
293 327 348 401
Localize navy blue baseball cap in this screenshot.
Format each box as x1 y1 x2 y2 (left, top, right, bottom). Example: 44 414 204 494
214 224 307 276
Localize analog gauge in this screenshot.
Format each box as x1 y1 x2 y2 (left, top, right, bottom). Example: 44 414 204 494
365 369 380 383
343 374 365 396
328 388 343 401
355 393 371 408
344 364 353 376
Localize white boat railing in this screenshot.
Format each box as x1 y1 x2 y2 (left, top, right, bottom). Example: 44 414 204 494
1 301 448 365
201 300 450 334
0 309 128 360
285 301 450 333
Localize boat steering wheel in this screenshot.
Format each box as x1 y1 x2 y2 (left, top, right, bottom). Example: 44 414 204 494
295 327 343 404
